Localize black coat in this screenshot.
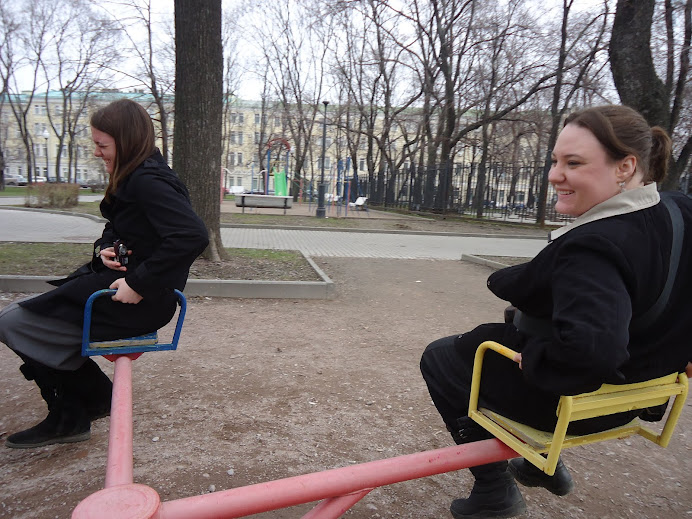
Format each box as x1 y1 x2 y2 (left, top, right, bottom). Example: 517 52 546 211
21 151 209 340
488 191 692 396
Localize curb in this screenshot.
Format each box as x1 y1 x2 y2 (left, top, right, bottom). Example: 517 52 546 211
0 205 107 222
0 205 549 240
220 223 548 240
461 254 512 270
0 253 335 300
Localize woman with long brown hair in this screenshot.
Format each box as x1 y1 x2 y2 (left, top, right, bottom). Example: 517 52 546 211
0 98 208 449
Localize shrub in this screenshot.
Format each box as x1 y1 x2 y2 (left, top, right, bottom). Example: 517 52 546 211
25 183 80 208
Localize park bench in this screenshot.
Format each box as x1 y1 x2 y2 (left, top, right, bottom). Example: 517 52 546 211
235 193 293 214
348 196 368 210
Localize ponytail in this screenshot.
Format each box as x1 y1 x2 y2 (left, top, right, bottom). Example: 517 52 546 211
647 126 671 184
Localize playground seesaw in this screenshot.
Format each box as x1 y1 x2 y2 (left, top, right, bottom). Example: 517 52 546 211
72 293 689 518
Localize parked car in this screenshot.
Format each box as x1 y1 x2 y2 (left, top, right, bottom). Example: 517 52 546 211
4 174 27 186
33 176 48 183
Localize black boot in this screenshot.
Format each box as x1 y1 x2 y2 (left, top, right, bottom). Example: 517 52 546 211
508 457 574 496
448 417 526 519
450 462 527 519
6 363 91 449
74 359 112 421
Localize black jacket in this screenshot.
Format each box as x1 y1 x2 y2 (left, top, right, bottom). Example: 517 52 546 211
488 191 691 396
21 151 209 340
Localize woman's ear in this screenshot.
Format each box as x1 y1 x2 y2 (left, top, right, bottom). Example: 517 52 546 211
615 155 637 182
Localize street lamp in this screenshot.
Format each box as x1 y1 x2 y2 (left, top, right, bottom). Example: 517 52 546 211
42 129 50 181
316 100 329 218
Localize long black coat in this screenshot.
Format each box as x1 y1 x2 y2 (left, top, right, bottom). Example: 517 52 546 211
489 191 692 396
21 151 209 340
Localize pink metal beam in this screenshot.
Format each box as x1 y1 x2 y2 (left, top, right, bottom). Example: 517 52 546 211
105 355 135 488
158 439 517 519
301 489 372 519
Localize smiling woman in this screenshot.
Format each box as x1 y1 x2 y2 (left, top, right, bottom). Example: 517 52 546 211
420 105 692 519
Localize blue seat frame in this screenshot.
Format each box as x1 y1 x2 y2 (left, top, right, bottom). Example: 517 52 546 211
81 289 187 357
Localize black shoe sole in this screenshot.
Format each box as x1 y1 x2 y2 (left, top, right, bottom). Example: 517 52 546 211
5 431 91 449
508 461 574 496
450 501 527 519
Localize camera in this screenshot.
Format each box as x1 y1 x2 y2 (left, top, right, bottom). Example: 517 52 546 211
113 239 129 265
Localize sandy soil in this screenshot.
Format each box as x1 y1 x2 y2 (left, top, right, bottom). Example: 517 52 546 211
0 258 690 519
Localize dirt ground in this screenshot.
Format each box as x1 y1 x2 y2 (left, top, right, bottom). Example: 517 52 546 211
0 258 690 519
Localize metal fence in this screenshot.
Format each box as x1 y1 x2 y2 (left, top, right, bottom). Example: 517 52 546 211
348 162 570 225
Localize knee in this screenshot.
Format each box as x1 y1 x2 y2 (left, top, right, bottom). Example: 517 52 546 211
420 335 457 375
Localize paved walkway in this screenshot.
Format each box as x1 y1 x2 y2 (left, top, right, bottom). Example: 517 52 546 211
0 206 547 259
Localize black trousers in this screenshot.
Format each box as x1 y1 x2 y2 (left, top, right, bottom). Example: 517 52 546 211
420 323 638 435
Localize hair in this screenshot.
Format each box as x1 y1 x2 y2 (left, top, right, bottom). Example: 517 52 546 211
90 99 156 198
563 105 672 184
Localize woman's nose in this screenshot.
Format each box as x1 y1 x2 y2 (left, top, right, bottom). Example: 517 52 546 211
548 163 562 184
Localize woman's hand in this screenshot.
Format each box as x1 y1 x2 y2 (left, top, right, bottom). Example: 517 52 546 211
514 352 523 370
99 246 128 272
109 278 143 304
686 362 692 379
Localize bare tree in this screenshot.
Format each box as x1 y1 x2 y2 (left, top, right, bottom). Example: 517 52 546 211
41 0 120 182
534 0 609 225
173 0 225 260
610 0 692 190
91 0 176 163
254 0 331 200
3 0 61 184
0 0 19 189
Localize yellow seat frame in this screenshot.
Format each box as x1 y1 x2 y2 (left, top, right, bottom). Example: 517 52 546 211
468 341 689 476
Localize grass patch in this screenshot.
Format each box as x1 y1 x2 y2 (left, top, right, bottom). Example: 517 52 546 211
0 186 28 196
0 242 319 281
71 201 104 217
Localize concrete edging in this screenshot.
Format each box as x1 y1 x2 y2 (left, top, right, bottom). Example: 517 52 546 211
0 253 335 300
460 254 511 271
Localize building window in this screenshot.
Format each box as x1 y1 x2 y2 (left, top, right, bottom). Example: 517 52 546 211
236 176 243 186
274 116 281 126
254 113 260 125
229 152 236 166
359 158 365 171
230 131 244 145
317 157 331 169
237 152 243 165
230 112 237 124
34 105 46 115
254 132 260 145
238 112 244 124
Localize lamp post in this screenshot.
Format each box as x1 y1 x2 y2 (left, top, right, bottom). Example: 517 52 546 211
42 129 50 181
316 100 329 218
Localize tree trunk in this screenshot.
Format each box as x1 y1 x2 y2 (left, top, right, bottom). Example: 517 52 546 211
610 0 670 129
173 0 226 260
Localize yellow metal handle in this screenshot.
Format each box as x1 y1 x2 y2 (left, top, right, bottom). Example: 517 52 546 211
468 341 520 416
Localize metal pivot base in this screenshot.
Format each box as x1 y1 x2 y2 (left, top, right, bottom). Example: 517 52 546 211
72 484 161 519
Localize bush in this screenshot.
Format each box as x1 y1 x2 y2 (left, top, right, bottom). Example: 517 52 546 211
25 183 80 208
